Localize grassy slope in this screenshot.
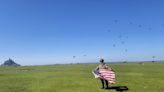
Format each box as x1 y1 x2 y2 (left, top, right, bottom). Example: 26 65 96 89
0 62 164 92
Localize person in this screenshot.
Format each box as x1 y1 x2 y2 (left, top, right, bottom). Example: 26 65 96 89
95 59 111 89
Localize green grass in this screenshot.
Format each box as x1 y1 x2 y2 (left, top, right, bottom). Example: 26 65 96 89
0 62 164 92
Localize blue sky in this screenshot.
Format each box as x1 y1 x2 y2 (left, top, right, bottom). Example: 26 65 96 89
0 0 164 65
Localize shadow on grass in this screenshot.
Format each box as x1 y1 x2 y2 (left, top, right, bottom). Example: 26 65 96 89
105 86 129 92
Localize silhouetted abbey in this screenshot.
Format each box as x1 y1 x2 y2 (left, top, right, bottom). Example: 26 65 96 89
1 58 20 66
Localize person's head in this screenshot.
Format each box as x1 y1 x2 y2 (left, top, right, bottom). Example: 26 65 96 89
99 59 104 64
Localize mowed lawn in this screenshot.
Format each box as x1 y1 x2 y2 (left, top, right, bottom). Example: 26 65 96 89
0 62 164 92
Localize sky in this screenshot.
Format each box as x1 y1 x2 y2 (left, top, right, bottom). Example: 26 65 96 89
0 0 164 65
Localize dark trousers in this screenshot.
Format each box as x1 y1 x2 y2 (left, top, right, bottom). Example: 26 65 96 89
101 79 109 88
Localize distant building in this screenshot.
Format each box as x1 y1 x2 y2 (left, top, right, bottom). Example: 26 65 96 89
139 62 144 66
1 58 20 66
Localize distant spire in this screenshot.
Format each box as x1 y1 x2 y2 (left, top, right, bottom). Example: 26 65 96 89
1 58 20 66
9 58 12 61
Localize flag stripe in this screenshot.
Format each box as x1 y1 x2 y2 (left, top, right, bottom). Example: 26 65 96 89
92 68 116 84
99 69 116 84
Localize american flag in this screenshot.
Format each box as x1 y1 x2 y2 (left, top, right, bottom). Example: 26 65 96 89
92 68 116 84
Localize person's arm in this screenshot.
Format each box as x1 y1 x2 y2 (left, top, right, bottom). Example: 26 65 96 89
108 66 115 71
95 65 100 70
104 64 109 69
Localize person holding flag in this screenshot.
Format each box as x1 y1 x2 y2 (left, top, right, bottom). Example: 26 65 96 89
92 59 116 89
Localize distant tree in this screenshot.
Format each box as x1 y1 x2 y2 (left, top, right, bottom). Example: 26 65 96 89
123 61 127 63
152 56 156 63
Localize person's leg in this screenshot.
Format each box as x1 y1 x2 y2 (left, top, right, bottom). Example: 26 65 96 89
105 80 109 88
100 79 105 89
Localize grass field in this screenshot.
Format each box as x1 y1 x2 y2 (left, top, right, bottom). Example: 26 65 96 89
0 62 164 92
